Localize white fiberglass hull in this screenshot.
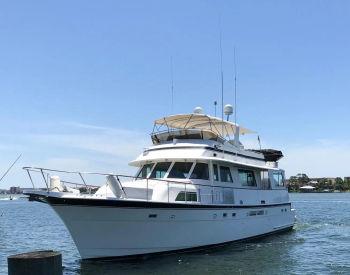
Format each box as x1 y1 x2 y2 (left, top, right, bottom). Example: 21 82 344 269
48 199 295 259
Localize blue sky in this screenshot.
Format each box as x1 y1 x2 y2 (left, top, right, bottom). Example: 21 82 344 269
1 1 350 188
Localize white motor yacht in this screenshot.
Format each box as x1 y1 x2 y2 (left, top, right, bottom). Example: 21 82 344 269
24 111 295 260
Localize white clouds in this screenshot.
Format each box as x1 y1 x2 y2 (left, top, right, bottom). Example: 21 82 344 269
280 139 350 178
242 135 350 178
0 121 150 188
27 121 149 159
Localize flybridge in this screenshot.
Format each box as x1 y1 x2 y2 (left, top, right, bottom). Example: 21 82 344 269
152 113 255 145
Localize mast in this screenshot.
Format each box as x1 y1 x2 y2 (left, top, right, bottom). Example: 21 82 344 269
234 46 237 126
170 56 174 114
219 27 224 139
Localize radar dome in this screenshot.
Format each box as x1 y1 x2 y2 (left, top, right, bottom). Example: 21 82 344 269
193 107 204 114
224 104 233 116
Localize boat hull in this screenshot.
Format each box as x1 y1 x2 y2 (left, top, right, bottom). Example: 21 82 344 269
40 196 295 259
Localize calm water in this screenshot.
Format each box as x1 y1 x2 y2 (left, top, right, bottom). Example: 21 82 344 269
1 193 350 274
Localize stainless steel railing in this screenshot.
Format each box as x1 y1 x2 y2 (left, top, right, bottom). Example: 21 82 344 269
23 166 237 204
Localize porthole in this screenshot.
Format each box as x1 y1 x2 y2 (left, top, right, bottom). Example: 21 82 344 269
149 214 157 218
223 213 227 218
232 213 236 217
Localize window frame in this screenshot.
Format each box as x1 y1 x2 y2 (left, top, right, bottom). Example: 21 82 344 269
213 164 220 181
136 163 155 179
238 169 257 187
175 191 198 202
149 162 172 179
219 165 233 183
167 162 194 179
189 162 210 180
272 171 285 187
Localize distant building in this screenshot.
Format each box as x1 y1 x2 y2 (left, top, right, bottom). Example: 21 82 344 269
308 180 318 186
9 186 21 194
311 177 336 185
300 185 315 192
344 177 350 182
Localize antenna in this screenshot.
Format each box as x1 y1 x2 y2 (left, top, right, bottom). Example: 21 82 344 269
233 47 237 126
170 56 174 114
224 104 233 121
0 154 22 183
219 21 224 137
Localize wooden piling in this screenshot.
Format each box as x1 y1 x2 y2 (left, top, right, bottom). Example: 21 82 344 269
8 250 62 275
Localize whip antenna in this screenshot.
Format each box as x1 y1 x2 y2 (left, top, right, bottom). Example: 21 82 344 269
0 154 22 183
170 56 174 114
219 22 224 138
234 46 237 126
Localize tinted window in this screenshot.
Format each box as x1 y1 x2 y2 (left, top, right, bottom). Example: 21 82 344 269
149 162 171 179
168 162 193 179
175 191 197 202
261 171 271 189
136 163 154 179
272 171 284 187
190 163 209 180
220 166 233 182
213 164 219 181
239 169 256 186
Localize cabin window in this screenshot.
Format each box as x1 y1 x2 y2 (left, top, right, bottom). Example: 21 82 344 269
175 191 197 202
272 171 284 187
213 164 219 181
239 169 256 187
136 163 154 179
168 162 193 179
190 163 209 180
149 162 171 179
261 171 271 189
220 166 233 182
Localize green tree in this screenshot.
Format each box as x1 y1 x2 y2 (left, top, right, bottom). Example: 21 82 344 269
335 177 344 191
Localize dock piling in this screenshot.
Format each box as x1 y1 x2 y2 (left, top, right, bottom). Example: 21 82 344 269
8 250 62 275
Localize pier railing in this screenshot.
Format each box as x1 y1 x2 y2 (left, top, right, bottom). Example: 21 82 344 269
22 166 238 204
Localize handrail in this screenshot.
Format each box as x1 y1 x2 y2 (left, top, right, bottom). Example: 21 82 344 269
150 128 226 144
22 166 280 205
23 166 243 190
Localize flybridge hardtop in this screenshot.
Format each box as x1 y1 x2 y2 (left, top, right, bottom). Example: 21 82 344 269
23 110 295 260
142 113 281 168
153 113 255 136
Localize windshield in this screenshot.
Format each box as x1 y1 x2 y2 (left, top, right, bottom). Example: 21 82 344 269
190 163 209 180
136 163 154 179
149 162 172 179
168 162 193 179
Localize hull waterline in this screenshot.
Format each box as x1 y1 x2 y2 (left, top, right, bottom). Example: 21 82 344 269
32 195 295 260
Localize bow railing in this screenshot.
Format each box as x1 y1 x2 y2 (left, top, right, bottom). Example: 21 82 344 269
22 166 237 204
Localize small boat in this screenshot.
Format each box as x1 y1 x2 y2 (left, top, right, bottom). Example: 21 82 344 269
24 110 295 260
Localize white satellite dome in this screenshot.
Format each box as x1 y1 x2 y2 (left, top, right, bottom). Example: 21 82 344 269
224 104 233 116
193 107 204 114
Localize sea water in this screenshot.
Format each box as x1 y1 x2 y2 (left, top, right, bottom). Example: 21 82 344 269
1 193 350 274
